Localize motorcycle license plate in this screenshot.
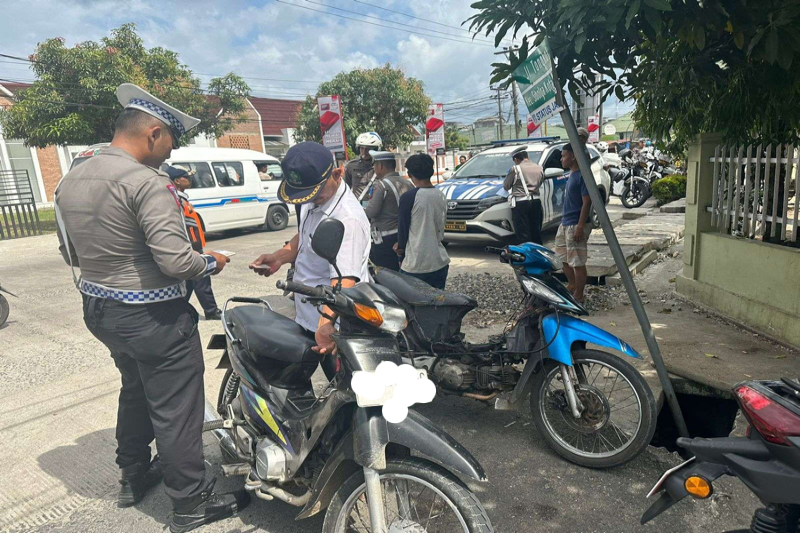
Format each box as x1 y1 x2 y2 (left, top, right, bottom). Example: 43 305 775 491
646 457 695 498
444 221 466 232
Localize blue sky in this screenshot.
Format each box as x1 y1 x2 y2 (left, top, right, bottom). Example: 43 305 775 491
0 0 632 124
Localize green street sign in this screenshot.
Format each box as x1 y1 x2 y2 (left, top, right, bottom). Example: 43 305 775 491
513 38 563 126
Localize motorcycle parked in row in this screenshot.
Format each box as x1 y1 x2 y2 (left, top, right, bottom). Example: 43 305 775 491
642 378 800 532
0 282 16 328
620 151 663 209
372 242 657 469
207 218 494 533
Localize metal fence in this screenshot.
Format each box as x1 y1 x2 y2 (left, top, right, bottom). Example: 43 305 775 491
709 144 798 244
0 169 41 240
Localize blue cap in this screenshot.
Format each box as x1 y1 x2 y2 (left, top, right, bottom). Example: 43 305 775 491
279 142 335 204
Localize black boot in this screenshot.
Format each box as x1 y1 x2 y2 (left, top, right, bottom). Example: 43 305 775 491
204 309 222 321
118 456 163 508
169 479 250 533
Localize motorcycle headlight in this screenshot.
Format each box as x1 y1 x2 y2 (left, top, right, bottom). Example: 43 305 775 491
521 277 564 303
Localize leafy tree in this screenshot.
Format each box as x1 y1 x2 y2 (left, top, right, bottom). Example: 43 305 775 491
446 125 471 150
0 24 250 147
468 0 800 151
295 65 430 151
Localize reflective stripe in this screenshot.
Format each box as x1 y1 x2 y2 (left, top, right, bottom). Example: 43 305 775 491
80 279 187 304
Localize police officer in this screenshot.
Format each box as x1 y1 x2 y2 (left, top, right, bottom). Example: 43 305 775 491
55 84 248 533
503 146 544 244
345 131 382 199
249 142 370 358
364 151 412 271
165 165 223 320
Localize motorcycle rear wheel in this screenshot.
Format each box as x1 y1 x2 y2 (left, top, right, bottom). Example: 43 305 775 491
323 457 493 533
0 294 8 327
621 182 649 208
530 349 656 468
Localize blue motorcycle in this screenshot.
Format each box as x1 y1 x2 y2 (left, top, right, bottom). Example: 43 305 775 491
373 242 657 468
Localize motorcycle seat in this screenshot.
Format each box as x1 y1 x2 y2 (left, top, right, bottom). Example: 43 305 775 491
226 305 318 364
373 268 477 308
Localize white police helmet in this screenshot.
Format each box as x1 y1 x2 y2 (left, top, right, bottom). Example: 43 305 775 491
356 132 383 149
597 141 608 152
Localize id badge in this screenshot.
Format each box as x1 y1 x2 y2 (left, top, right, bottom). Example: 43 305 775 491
371 228 383 244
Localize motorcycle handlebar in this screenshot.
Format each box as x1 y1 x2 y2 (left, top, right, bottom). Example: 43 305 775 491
485 246 504 255
276 280 327 299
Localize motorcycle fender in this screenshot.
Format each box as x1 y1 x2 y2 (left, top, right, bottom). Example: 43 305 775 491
296 408 487 520
641 460 729 524
541 314 641 366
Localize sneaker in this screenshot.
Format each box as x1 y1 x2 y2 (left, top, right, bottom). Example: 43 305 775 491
169 479 250 533
118 456 163 508
204 309 223 321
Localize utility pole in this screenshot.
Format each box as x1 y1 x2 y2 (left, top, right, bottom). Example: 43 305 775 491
490 86 504 141
495 46 521 138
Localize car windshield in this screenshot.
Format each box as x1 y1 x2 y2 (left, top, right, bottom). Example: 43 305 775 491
453 150 542 179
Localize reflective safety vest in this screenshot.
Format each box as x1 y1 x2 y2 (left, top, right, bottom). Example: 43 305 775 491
182 200 205 252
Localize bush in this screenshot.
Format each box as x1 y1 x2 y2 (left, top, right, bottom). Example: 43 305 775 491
652 174 687 205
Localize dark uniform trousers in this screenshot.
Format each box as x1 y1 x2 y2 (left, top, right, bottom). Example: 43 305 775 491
370 233 400 271
512 198 544 245
185 277 219 315
82 294 207 504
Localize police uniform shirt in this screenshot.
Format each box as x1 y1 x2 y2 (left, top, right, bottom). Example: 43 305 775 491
344 158 375 199
364 173 413 233
55 147 209 290
294 180 371 331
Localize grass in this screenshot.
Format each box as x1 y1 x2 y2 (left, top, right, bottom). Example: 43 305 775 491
0 206 58 237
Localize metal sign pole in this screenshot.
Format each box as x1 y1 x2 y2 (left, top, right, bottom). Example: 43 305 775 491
550 62 690 438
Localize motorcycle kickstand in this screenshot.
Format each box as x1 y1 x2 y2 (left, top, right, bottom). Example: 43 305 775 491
560 364 584 419
363 466 387 533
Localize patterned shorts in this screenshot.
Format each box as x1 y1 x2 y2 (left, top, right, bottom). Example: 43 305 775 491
555 224 592 268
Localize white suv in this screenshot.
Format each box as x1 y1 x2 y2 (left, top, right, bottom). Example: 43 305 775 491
435 141 611 243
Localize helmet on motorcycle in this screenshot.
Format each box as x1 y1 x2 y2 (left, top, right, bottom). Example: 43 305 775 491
356 132 383 149
597 141 608 153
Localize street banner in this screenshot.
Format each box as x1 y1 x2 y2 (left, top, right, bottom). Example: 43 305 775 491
426 104 445 155
513 38 563 126
588 115 600 142
317 95 346 154
526 114 543 138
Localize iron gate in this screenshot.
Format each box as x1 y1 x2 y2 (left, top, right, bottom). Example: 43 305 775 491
0 170 41 239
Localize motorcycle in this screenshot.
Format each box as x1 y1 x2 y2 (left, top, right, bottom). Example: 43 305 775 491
207 218 494 533
0 283 16 328
642 378 800 532
621 152 661 209
372 242 657 469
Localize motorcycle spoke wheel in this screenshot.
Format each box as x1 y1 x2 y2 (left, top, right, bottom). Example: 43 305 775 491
339 475 468 533
535 357 645 462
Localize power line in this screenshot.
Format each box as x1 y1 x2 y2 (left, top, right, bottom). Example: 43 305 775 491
274 0 494 47
304 0 497 44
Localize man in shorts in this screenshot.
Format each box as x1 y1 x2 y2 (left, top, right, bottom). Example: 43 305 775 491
555 143 592 304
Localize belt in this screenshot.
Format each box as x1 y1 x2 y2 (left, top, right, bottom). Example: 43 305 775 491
80 279 187 304
379 229 398 237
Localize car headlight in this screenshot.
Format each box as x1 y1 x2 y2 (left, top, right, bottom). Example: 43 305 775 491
477 195 507 209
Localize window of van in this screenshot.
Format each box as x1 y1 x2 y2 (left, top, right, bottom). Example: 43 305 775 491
212 162 245 187
255 161 282 181
171 162 216 189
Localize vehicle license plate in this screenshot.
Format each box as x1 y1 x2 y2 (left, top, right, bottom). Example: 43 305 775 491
444 221 466 232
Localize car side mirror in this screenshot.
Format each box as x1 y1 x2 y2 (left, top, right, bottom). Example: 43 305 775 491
544 168 565 179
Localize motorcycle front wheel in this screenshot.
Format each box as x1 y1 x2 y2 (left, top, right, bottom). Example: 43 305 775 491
0 294 8 327
530 349 657 468
323 457 493 533
621 182 649 208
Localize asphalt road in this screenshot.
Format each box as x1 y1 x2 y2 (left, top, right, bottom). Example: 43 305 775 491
0 201 757 533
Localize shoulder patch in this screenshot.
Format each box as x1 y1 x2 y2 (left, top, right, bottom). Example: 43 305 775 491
166 183 181 208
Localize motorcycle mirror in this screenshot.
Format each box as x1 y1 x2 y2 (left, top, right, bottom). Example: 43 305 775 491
312 218 345 265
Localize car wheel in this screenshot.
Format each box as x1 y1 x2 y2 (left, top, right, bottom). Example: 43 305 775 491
265 205 289 231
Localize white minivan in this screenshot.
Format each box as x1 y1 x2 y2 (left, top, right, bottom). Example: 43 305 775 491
71 145 291 233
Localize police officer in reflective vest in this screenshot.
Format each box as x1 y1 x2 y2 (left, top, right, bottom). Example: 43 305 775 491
54 84 248 532
165 165 223 320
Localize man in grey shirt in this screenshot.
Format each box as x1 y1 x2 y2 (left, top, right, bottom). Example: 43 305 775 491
55 84 246 532
396 153 450 289
503 147 544 244
364 151 412 271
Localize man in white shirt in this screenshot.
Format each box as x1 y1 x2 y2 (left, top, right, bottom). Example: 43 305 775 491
249 142 370 356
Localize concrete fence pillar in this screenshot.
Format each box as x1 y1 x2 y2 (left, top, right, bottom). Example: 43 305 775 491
683 132 724 280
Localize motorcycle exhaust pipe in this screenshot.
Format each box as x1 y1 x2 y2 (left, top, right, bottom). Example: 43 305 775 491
203 399 238 460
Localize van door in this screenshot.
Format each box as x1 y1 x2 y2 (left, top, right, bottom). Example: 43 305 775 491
539 147 568 227
169 161 220 231
256 160 282 200
209 161 263 228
